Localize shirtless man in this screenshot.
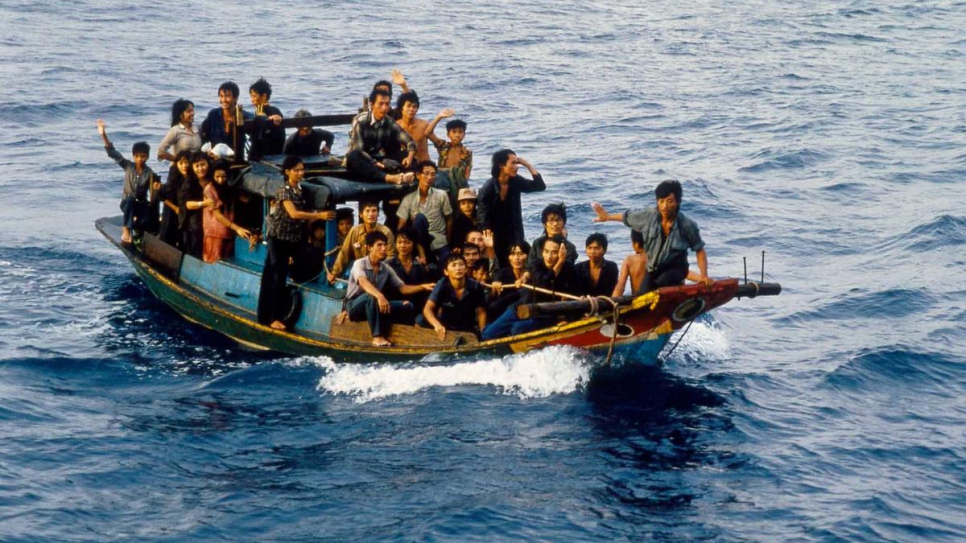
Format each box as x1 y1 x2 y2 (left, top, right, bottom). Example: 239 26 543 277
394 92 451 164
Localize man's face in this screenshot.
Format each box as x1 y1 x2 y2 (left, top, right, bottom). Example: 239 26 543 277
338 218 353 236
444 258 467 280
371 95 391 121
298 126 312 137
501 154 518 177
657 193 679 221
361 205 379 226
396 235 413 256
369 240 388 261
467 231 484 251
218 89 237 110
418 167 436 190
447 128 465 145
192 160 209 179
459 199 476 218
585 241 604 262
463 247 480 267
132 152 148 170
543 213 564 236
542 240 561 268
250 90 268 107
401 100 418 120
508 246 527 270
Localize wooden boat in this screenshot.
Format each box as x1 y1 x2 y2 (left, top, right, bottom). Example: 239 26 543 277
95 157 780 365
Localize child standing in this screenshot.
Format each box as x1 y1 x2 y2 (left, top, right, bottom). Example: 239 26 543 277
202 160 252 263
97 119 159 243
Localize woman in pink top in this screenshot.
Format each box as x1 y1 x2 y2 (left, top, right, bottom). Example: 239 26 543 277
203 160 252 263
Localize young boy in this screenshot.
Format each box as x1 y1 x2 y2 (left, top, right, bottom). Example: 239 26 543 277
420 254 487 340
335 207 355 247
427 114 473 185
97 119 160 244
612 229 648 297
575 233 619 296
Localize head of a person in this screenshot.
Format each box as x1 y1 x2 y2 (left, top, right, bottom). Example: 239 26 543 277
654 179 682 218
542 235 564 268
359 200 380 226
249 77 272 105
368 88 392 121
281 155 304 184
541 203 567 236
372 80 393 98
457 188 477 217
507 240 530 271
294 109 313 137
443 253 467 280
471 259 489 282
336 207 354 235
396 91 419 120
190 151 210 181
218 81 240 109
395 226 417 257
365 230 390 260
416 161 437 189
211 160 231 186
461 242 480 268
491 149 517 179
446 119 467 145
466 230 485 252
131 141 150 168
585 233 608 262
309 220 326 243
174 149 192 176
171 99 195 127
630 229 644 252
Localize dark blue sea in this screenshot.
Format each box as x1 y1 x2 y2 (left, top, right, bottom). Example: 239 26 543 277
2 0 965 540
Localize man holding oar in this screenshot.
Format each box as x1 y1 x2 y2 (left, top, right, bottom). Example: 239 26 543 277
593 179 712 293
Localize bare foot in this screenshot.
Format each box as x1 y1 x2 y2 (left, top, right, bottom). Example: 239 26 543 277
335 311 348 325
371 337 391 347
121 227 132 243
270 320 287 331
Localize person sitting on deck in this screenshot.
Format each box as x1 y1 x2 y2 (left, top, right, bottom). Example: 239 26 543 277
575 233 619 297
486 240 530 322
283 109 335 156
385 227 431 308
612 229 647 297
335 207 354 247
341 230 433 347
247 78 285 162
477 149 547 267
96 119 160 244
426 115 473 199
202 160 252 263
449 188 479 253
200 81 247 160
327 200 396 283
396 161 453 266
419 254 488 340
527 203 577 270
158 99 202 163
593 179 712 293
345 87 417 185
481 235 578 340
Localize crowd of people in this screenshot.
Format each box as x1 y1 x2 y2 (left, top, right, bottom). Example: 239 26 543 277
98 72 712 345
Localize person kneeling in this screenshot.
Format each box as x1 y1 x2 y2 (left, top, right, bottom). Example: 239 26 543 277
343 231 434 347
420 254 487 340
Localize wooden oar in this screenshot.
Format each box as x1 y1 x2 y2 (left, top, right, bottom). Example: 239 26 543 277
479 281 583 301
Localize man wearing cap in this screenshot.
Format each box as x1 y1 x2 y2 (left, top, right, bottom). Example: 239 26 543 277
450 187 480 253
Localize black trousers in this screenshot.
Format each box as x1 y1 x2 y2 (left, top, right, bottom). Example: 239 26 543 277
257 237 301 325
637 261 689 295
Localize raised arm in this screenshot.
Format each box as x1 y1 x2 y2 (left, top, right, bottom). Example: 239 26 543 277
592 202 624 223
424 108 455 141
515 157 545 192
391 69 411 94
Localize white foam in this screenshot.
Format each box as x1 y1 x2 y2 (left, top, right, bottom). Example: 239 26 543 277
310 346 591 403
669 321 732 362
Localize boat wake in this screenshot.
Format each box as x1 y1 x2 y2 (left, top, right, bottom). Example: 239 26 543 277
311 346 592 403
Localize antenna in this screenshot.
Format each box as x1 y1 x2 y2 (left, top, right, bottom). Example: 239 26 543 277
743 257 748 284
761 251 765 283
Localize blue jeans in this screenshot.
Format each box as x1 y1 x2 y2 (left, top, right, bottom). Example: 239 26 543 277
120 196 150 232
346 294 414 338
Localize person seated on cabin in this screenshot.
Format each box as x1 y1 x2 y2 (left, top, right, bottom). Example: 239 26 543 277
345 87 417 185
291 220 328 283
360 70 409 114
200 81 247 160
478 149 547 267
486 240 530 323
426 115 473 202
283 109 335 156
449 188 479 253
397 161 453 266
247 77 285 162
202 160 252 263
575 233 619 297
395 92 449 164
335 207 354 247
158 150 191 247
258 155 337 330
481 235 578 340
341 230 433 347
384 226 431 308
612 229 647 297
593 179 712 293
327 200 397 283
179 152 214 259
418 253 488 340
96 119 160 244
158 99 202 163
527 203 577 270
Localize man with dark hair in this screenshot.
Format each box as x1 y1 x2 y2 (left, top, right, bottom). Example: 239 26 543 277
200 81 248 160
593 179 711 293
247 77 285 161
527 203 577 270
283 109 335 156
397 161 452 264
575 233 619 296
477 149 546 267
342 230 433 347
345 88 417 184
328 200 396 283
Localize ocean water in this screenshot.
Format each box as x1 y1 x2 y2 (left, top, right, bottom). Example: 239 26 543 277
2 0 965 541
